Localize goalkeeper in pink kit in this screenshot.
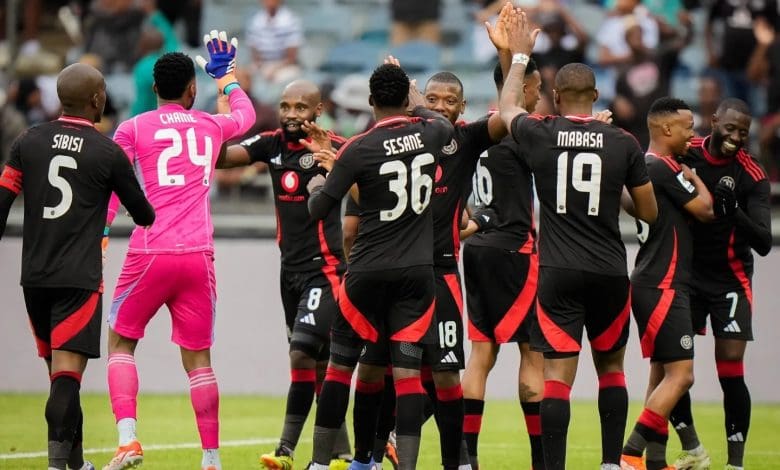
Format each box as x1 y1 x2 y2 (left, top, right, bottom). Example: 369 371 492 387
102 31 255 470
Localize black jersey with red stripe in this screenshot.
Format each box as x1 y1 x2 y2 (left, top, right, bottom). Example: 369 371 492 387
241 129 346 271
510 113 650 275
466 135 536 253
0 117 153 289
631 153 698 289
681 136 771 287
432 119 492 267
320 109 453 271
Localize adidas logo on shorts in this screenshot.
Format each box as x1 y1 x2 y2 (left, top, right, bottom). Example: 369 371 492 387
440 351 458 364
723 320 741 333
299 313 316 325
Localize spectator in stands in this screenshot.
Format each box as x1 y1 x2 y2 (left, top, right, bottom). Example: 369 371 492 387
330 74 374 138
82 0 146 73
10 78 48 126
0 89 27 168
79 53 118 134
747 17 780 180
610 16 691 148
157 0 202 48
597 0 660 67
706 0 778 109
693 73 723 137
245 0 303 84
390 0 442 45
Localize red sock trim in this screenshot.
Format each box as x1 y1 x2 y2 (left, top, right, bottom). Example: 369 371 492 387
598 371 626 389
315 382 323 396
543 380 571 400
356 380 385 393
394 376 425 396
324 366 352 386
290 368 317 383
51 371 82 383
638 407 668 435
524 413 541 436
463 414 483 434
435 384 463 402
716 360 744 378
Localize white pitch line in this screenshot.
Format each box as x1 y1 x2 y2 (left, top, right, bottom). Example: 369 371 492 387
0 437 309 460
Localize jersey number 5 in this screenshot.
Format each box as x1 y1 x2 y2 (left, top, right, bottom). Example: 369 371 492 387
556 151 602 216
379 152 435 221
155 128 213 187
43 155 77 219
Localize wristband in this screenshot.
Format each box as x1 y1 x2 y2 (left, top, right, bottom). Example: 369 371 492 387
103 226 110 237
511 53 530 66
222 82 240 95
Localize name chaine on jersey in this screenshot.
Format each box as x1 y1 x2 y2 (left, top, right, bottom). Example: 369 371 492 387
556 131 604 149
159 112 198 124
52 134 84 153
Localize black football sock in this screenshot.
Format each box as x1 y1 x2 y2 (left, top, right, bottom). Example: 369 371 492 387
280 368 316 451
623 408 669 469
717 360 750 467
46 372 81 470
435 384 464 469
353 379 384 463
521 401 544 470
541 380 571 470
394 377 425 470
598 372 628 465
463 398 484 469
372 372 396 461
66 406 84 469
669 391 701 451
312 367 352 465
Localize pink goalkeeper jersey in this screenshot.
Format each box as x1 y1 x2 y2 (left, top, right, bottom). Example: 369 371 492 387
108 88 255 254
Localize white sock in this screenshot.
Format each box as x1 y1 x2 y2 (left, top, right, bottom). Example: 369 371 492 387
117 418 137 446
310 464 330 470
688 444 704 456
202 448 221 469
600 465 621 470
458 465 472 470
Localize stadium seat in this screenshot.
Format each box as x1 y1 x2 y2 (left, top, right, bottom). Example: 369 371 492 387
387 41 441 74
301 4 355 43
319 40 383 74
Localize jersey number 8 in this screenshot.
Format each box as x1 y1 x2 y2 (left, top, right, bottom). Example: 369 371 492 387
155 128 213 187
379 152 435 221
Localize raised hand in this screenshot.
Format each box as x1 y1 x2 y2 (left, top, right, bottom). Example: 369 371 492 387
311 148 337 172
505 7 541 56
485 2 513 51
407 79 425 113
713 179 738 217
301 121 333 153
306 174 326 195
195 30 239 88
593 109 613 124
384 55 401 67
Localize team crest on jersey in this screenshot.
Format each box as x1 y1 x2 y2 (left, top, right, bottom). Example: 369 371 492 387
719 175 736 190
442 138 458 155
299 153 315 169
680 335 693 350
281 171 300 193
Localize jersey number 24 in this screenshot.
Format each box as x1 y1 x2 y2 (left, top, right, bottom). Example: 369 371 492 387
155 128 213 187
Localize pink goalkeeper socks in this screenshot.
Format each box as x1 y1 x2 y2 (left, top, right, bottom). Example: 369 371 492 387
188 367 220 450
107 353 139 422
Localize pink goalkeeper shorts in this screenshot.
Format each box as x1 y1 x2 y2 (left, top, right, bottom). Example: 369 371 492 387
109 252 217 350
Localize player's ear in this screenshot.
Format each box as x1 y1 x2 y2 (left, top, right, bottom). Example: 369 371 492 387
460 99 466 116
153 83 158 96
368 95 374 107
592 88 599 103
710 113 719 131
315 102 323 117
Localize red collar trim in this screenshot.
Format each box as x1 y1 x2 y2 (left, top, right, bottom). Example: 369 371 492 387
58 115 95 127
700 136 732 166
374 116 409 128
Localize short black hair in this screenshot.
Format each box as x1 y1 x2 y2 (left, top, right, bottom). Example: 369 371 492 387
154 52 195 100
493 57 539 88
426 71 463 94
554 62 595 94
716 98 751 117
369 64 409 109
648 97 691 117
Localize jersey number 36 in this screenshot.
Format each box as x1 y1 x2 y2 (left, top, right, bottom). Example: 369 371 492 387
379 152 435 221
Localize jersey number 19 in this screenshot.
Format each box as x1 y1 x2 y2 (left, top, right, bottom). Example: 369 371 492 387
556 151 602 216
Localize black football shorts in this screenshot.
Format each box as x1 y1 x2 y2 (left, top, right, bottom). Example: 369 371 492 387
631 286 695 362
690 282 753 341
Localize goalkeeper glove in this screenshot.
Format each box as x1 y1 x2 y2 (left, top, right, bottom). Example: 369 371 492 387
195 30 238 89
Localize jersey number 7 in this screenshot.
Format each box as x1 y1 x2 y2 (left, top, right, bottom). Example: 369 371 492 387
379 152 435 221
155 128 213 187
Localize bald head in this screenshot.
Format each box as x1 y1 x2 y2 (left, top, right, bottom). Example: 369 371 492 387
554 63 596 96
58 63 104 109
283 79 321 103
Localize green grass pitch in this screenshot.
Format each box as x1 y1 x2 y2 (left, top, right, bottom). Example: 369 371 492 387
1 394 779 469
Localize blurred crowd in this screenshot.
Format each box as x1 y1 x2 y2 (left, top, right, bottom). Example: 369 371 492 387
1 0 779 206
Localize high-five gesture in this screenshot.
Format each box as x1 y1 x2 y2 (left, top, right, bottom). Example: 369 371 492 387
196 30 239 89
505 6 540 56
485 2 512 52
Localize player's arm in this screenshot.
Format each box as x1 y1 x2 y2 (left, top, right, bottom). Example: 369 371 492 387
494 5 539 133
308 146 358 220
625 135 657 223
216 143 252 169
736 179 772 256
460 206 499 240
343 196 360 261
109 147 155 227
680 164 715 223
484 13 512 143
0 161 22 240
628 182 658 224
620 187 637 218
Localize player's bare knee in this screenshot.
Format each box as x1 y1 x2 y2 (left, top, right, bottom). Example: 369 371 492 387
50 350 88 376
432 370 460 389
468 342 499 371
180 347 211 373
289 349 316 370
714 338 747 362
592 347 626 375
107 328 137 355
356 363 386 383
